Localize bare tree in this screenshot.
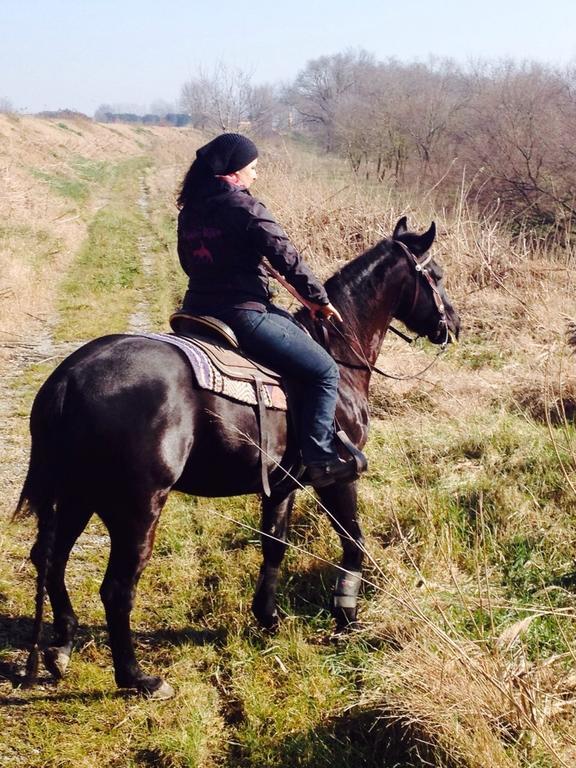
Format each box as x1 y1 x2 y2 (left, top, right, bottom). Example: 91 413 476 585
288 53 469 186
457 61 576 227
94 103 114 121
287 50 374 150
391 59 470 176
246 83 288 136
180 63 255 132
148 99 178 116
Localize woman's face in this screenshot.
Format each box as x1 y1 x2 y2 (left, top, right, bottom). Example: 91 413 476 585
234 158 258 188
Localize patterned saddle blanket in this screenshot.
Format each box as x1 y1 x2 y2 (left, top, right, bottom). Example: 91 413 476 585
137 332 288 411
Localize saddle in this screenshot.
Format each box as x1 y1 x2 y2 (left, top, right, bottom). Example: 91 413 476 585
167 312 287 409
165 312 289 496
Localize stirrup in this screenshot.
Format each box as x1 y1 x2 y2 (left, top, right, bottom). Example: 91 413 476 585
303 457 359 488
335 430 368 475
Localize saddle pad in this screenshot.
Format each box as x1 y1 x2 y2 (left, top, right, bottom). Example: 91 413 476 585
135 332 287 411
189 334 282 382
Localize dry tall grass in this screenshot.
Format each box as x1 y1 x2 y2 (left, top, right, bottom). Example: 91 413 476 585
255 143 576 766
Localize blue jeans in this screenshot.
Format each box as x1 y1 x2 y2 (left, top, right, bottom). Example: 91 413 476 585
218 306 340 466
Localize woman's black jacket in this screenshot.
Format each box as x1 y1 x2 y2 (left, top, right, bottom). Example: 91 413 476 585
178 179 329 313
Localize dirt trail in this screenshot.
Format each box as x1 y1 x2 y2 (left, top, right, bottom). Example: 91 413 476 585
0 117 198 517
128 174 156 333
0 331 85 514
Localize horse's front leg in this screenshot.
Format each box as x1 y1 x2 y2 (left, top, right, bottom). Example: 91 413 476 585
252 490 295 630
316 482 364 629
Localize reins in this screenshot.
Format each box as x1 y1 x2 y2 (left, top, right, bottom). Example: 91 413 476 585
265 237 450 381
317 318 447 381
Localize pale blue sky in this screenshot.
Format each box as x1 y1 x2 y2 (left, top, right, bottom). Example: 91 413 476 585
2 0 575 115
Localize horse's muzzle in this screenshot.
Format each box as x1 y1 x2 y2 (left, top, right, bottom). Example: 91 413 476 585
429 311 460 345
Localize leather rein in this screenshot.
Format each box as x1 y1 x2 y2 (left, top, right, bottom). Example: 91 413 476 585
316 240 449 382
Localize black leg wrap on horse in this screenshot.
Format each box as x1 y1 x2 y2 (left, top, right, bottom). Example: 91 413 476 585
332 569 362 626
252 566 280 630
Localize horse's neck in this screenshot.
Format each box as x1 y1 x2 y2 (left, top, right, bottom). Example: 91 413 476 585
323 244 406 445
327 244 405 369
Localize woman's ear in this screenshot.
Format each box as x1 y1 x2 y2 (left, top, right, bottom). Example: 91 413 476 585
216 172 242 186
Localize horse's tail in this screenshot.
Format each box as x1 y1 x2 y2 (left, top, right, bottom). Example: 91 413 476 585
14 376 68 684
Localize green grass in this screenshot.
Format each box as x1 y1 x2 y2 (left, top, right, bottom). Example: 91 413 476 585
29 155 117 207
71 156 115 185
146 211 187 328
54 157 150 339
5 412 574 766
30 167 90 202
455 336 508 369
55 121 83 136
0 223 64 270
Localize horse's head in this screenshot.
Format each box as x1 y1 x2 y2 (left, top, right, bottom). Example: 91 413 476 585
392 217 460 345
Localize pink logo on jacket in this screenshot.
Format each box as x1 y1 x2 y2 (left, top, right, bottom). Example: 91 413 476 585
182 226 223 263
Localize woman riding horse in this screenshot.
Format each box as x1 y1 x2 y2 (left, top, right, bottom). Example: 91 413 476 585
177 133 366 488
16 180 460 699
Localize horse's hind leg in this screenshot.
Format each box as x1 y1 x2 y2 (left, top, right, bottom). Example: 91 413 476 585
252 491 295 630
99 489 172 699
40 497 92 678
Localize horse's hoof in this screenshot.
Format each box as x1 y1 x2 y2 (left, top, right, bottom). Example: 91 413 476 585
332 607 358 630
43 647 71 679
254 610 279 633
263 619 280 635
144 679 175 700
118 673 175 700
252 592 280 631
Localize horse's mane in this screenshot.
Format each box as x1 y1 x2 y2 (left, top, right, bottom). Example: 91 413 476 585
324 238 394 303
292 238 393 328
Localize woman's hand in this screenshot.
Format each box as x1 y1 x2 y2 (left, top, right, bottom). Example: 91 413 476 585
309 302 343 323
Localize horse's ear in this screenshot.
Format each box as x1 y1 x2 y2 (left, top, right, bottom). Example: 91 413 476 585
392 216 408 239
420 221 436 252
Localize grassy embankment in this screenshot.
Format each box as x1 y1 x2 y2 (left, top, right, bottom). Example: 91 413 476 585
1 118 576 767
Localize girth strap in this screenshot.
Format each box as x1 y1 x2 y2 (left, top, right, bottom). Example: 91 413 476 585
254 375 271 497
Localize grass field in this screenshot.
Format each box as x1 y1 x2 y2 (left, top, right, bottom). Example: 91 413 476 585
1 116 576 767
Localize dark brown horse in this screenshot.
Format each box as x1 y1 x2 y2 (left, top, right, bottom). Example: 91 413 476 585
16 217 460 699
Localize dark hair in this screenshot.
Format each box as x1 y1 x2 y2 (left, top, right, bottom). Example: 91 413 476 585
177 157 214 208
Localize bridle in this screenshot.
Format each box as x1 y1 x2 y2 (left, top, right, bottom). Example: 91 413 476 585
317 239 450 381
395 240 448 340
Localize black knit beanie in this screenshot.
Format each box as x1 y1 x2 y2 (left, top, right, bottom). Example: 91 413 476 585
196 133 258 175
